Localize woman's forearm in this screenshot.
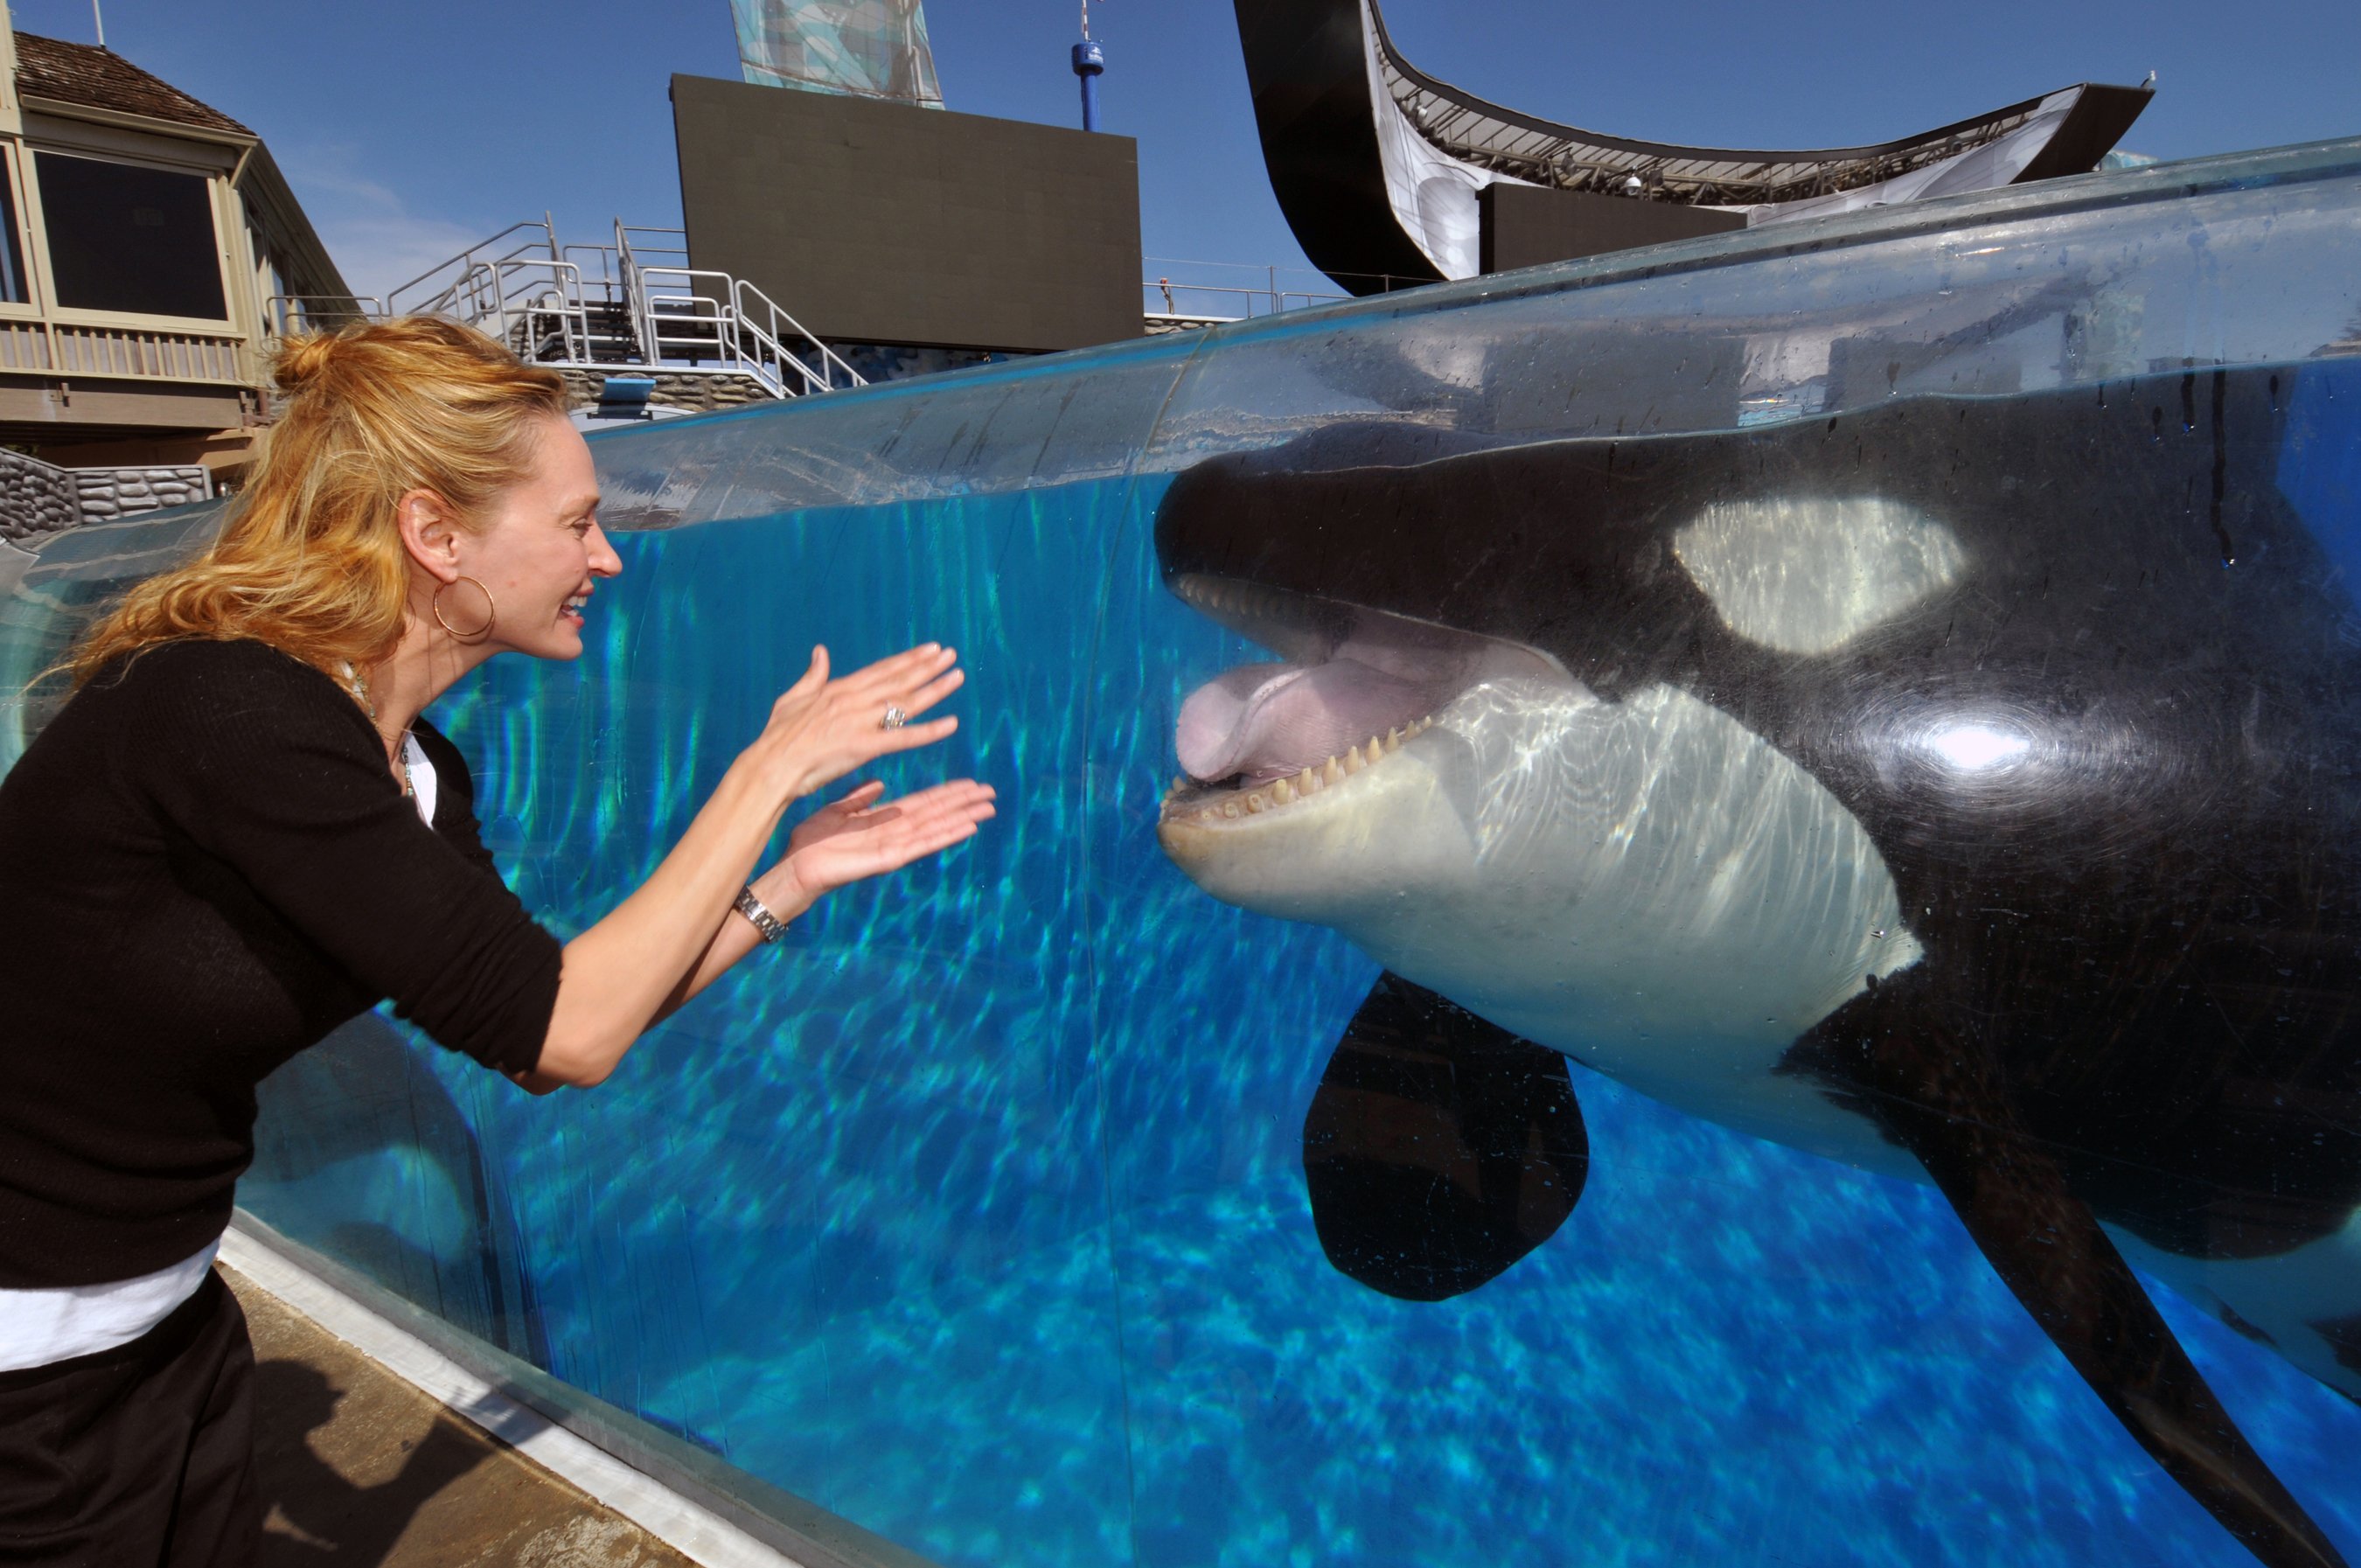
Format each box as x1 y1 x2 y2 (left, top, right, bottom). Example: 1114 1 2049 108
533 755 790 1085
516 642 969 1092
649 860 814 1024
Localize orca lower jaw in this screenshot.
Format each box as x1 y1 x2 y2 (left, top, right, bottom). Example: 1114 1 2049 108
1157 572 1565 831
1159 714 1441 825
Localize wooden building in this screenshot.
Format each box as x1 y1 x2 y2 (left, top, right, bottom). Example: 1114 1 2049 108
0 1 352 477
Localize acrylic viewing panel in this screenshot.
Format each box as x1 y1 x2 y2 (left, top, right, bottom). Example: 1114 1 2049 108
3 139 2359 1568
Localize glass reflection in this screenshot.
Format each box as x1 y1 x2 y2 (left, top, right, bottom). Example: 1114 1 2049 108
1925 722 2033 771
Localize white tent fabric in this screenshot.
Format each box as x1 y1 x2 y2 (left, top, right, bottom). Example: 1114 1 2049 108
1360 3 1533 282
1745 91 2083 227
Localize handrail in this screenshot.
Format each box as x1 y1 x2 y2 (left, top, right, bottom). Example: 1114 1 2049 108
733 275 865 391
613 217 865 399
1144 279 1346 319
384 217 562 317
408 257 595 366
264 294 386 335
272 217 1368 401
632 264 808 396
1145 254 1406 297
268 214 1352 394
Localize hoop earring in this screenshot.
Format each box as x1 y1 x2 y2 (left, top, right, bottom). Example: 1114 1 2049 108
431 575 497 643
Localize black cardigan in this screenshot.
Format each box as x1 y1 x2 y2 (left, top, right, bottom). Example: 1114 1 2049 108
0 638 563 1288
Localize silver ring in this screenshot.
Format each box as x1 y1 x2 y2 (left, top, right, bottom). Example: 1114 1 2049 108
881 705 908 730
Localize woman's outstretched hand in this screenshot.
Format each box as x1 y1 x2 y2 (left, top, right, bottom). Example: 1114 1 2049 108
764 777 998 916
756 644 965 804
533 642 987 1091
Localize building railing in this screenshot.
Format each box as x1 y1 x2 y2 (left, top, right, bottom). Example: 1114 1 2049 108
1140 257 1377 330
1143 281 1345 323
613 222 865 397
263 296 385 338
264 217 867 403
0 315 255 385
382 218 569 323
267 225 1396 380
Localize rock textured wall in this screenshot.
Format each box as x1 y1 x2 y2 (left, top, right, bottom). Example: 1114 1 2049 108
0 452 211 542
0 451 81 541
72 466 212 522
557 368 776 415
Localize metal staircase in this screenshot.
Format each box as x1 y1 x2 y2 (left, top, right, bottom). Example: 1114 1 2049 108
272 216 864 403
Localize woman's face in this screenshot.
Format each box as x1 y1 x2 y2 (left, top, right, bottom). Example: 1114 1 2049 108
460 415 622 661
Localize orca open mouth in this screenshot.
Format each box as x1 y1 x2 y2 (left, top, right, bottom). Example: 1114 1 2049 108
1159 573 1569 828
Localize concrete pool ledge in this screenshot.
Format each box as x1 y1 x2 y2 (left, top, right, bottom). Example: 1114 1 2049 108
224 1216 940 1568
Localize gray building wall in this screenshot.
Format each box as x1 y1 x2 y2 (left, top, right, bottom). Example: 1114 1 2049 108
672 74 1144 355
1479 185 1745 275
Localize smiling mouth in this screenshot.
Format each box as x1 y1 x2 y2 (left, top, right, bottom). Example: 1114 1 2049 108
1158 574 1562 829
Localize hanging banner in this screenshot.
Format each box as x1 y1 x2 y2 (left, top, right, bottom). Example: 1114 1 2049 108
730 0 946 108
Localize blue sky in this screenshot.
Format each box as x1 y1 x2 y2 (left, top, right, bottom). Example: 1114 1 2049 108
10 0 2359 302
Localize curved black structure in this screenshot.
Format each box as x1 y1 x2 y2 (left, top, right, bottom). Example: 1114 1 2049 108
1237 0 2155 292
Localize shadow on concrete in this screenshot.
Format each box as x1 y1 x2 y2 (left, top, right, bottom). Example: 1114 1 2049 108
250 1359 495 1565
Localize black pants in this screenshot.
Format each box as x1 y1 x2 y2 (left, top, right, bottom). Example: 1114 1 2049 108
0 1270 259 1567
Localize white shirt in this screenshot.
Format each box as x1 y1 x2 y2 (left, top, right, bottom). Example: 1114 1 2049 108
0 742 442 1371
0 1239 221 1371
402 731 439 828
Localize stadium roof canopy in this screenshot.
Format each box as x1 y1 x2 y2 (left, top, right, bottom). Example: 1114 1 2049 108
1236 0 2154 293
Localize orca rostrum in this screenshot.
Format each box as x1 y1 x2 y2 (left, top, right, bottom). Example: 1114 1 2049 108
1153 363 2360 1568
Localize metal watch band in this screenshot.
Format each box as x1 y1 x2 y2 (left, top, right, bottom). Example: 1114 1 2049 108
734 885 788 944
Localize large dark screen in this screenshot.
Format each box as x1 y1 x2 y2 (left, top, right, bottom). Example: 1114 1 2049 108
672 74 1142 352
35 152 226 320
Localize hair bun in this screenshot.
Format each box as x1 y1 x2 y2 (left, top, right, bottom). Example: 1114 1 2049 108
273 333 343 396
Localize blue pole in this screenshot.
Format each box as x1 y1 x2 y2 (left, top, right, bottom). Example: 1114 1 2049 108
1071 40 1104 132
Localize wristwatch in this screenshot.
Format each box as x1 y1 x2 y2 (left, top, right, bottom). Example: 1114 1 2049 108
735 885 788 944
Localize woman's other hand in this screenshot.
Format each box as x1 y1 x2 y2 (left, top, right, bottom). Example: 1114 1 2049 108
533 642 984 1090
754 644 965 803
763 777 997 917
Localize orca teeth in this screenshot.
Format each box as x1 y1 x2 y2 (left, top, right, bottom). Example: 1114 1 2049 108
1160 715 1435 824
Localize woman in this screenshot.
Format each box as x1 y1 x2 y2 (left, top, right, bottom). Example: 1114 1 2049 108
0 317 996 1564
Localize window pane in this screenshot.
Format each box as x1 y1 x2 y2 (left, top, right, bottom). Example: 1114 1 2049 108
0 166 26 305
34 151 226 319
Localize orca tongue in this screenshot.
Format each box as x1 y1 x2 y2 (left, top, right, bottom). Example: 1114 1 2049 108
1177 659 1442 783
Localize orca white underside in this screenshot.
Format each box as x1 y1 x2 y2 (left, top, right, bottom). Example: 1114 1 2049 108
1163 672 1929 1176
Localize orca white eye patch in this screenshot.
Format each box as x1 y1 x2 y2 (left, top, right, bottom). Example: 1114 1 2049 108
1673 496 1965 657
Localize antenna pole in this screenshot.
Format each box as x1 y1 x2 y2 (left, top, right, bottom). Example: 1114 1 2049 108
90 0 104 45
1070 0 1104 131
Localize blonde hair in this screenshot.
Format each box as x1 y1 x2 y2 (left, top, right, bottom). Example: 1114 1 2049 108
68 316 569 690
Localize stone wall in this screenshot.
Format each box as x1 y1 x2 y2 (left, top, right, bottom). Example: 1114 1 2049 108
0 450 212 541
0 451 82 541
72 466 212 522
557 368 777 415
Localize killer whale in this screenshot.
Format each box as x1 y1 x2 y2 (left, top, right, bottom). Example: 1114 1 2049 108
1152 363 2361 1568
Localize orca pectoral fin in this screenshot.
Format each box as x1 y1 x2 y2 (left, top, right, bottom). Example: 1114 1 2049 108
1821 1014 2349 1568
1302 972 1587 1302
